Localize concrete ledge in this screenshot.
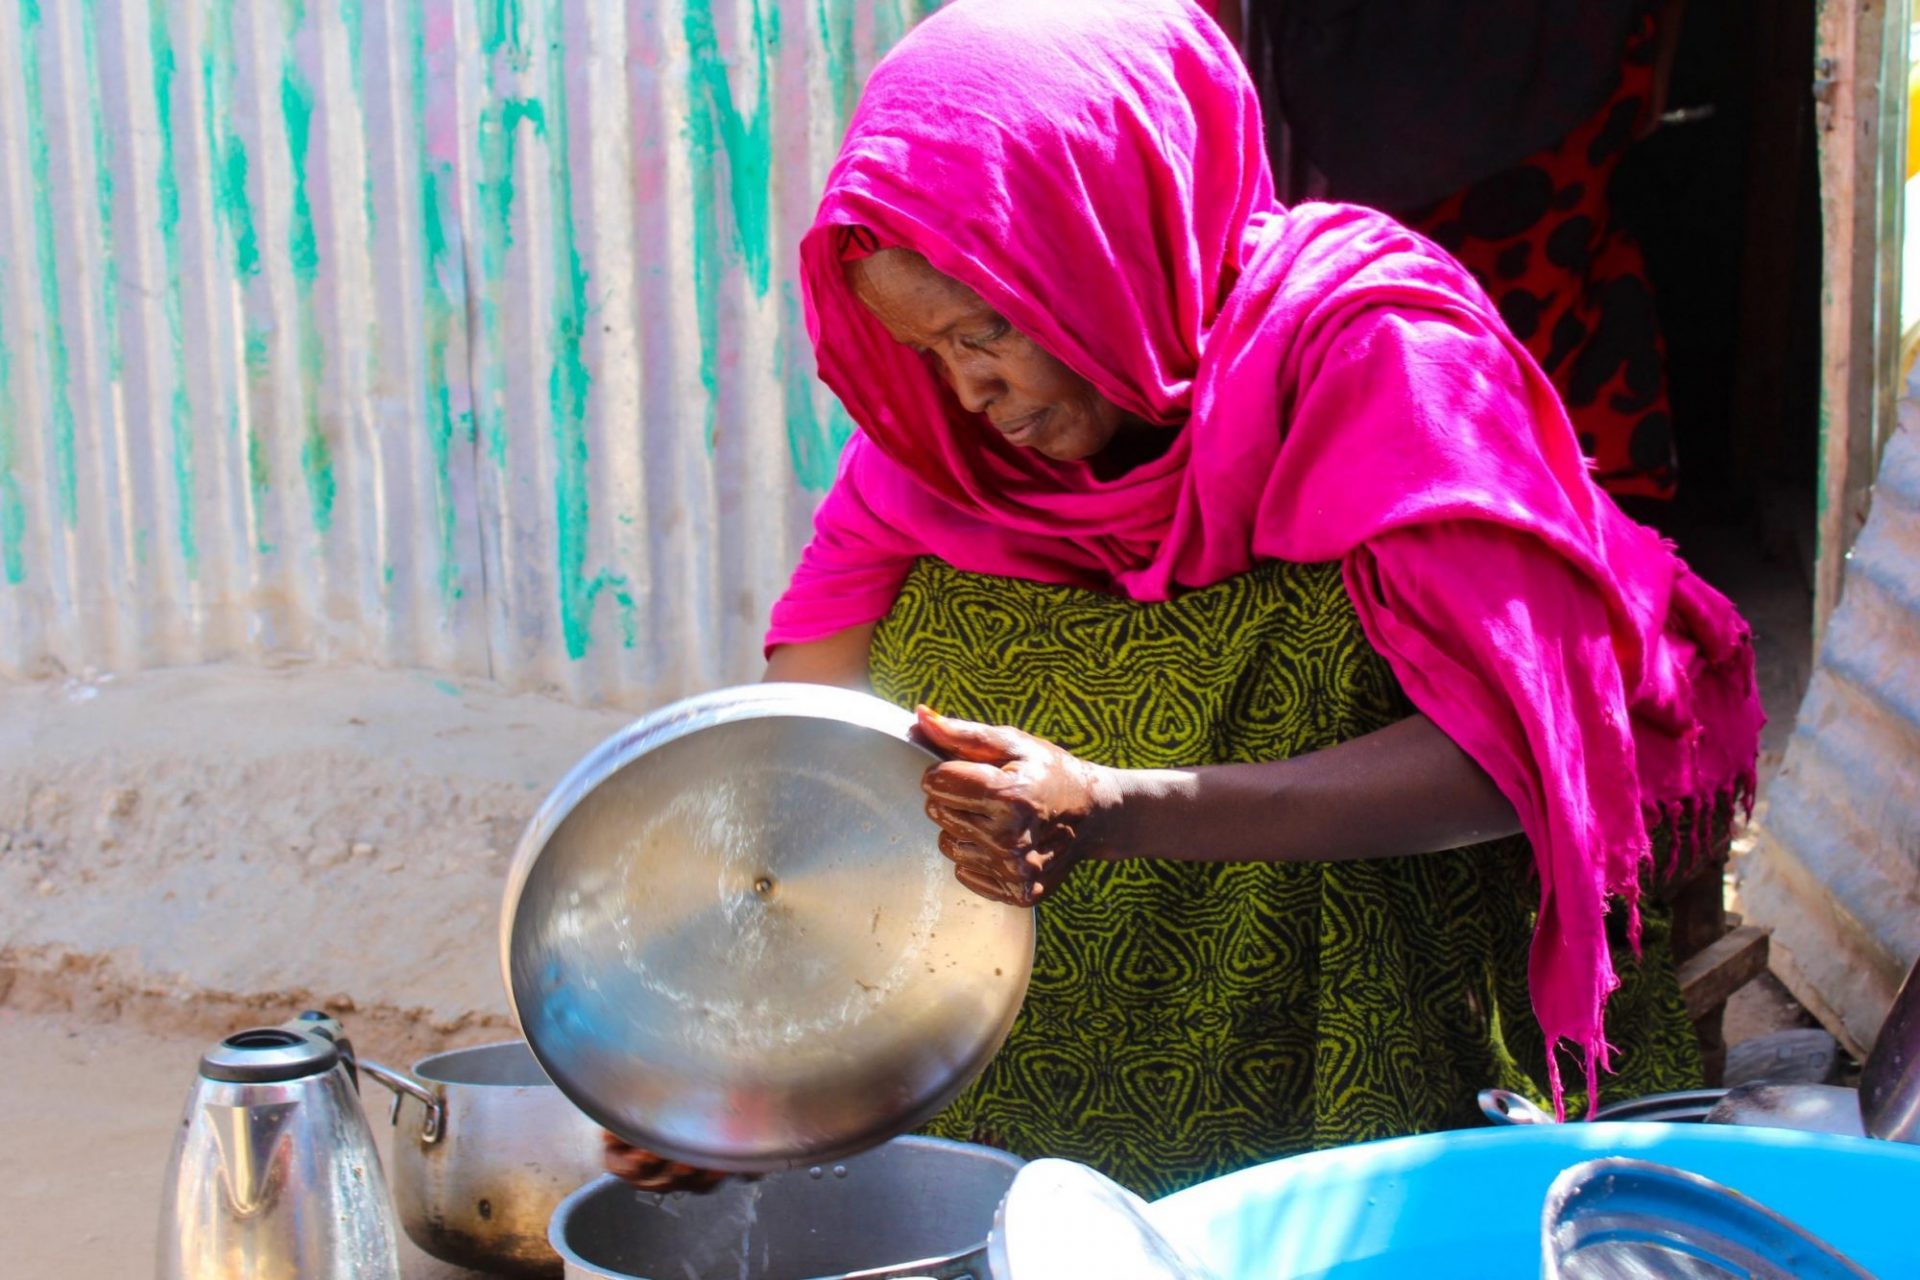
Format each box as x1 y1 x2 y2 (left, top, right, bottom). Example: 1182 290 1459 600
0 661 636 1054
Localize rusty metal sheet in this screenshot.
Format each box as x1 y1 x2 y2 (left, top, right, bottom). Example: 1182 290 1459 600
1740 391 1920 1055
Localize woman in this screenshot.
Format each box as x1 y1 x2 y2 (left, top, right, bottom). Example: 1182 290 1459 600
612 0 1761 1198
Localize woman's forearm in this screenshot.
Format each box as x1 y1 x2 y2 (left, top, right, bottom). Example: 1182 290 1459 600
1095 713 1520 864
762 623 876 690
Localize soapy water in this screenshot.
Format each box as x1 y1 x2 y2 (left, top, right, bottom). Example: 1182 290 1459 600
575 762 949 1056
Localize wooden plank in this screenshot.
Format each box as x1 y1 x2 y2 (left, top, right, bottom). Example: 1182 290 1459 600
1814 0 1909 639
1678 924 1774 1022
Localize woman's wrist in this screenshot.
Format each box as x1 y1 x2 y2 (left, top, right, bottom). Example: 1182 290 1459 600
1079 765 1203 862
1081 717 1519 868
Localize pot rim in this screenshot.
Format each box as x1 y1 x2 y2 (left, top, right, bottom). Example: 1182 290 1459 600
547 1135 1025 1280
411 1039 556 1089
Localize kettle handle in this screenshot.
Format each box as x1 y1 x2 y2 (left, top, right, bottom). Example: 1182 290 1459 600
287 1011 359 1090
360 1059 446 1144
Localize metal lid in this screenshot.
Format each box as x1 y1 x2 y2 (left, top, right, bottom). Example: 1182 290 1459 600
1704 1083 1866 1137
200 1026 340 1083
501 684 1035 1172
1542 1157 1875 1279
987 1159 1219 1280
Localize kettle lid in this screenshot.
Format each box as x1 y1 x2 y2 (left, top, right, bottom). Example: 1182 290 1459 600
199 1026 340 1083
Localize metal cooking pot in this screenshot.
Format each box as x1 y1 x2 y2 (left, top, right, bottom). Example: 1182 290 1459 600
362 1040 604 1278
1484 949 1920 1144
501 684 1035 1172
1479 1087 1729 1127
549 1135 1023 1280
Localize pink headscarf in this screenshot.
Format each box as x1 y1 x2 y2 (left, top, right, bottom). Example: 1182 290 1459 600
771 0 1762 1115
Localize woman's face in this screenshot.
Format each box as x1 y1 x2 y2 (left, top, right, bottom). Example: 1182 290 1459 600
846 248 1138 463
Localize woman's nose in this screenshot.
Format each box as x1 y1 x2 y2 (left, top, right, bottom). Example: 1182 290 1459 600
941 354 1001 414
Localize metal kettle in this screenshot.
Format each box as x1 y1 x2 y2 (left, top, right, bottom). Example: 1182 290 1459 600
157 1012 402 1279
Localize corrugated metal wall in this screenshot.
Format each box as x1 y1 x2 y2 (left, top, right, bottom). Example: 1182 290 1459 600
1739 388 1920 1057
0 0 935 708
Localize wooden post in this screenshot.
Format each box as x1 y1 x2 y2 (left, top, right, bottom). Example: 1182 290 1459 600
1814 0 1910 639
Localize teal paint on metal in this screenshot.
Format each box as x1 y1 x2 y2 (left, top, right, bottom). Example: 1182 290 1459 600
539 0 634 660
300 421 337 536
243 320 273 529
340 0 376 238
0 0 944 701
149 5 197 572
201 6 261 279
778 0 934 486
780 281 853 491
471 93 546 468
816 0 858 127
873 0 906 53
412 4 465 608
280 20 334 537
281 66 321 284
873 0 941 61
684 0 776 293
0 257 25 585
419 160 464 603
80 0 121 381
341 0 366 84
477 0 531 64
243 403 272 556
477 98 546 259
21 0 78 526
685 0 777 449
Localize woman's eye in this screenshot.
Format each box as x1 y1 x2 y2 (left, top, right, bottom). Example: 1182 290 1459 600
963 322 1009 350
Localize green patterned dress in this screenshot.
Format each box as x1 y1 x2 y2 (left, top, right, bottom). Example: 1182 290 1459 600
868 558 1703 1198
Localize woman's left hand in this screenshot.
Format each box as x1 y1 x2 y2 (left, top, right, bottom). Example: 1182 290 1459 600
914 706 1120 906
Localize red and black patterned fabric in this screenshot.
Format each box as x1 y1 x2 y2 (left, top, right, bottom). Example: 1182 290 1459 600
1403 22 1676 499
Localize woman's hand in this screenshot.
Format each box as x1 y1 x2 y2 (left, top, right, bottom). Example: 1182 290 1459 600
914 707 1122 906
601 1131 732 1194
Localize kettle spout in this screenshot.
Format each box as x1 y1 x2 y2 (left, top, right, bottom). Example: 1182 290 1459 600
206 1101 299 1216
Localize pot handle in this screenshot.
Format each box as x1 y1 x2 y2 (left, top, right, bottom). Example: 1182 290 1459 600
360 1059 446 1144
1478 1088 1556 1127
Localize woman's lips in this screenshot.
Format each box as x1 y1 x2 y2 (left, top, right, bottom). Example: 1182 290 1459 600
996 408 1049 446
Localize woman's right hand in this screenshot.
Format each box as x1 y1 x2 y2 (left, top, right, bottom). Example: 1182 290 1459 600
914 706 1119 906
601 1131 732 1193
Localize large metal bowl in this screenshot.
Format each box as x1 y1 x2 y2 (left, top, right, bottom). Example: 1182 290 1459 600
501 683 1034 1172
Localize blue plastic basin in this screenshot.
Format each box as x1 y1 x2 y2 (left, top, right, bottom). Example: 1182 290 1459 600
1149 1124 1920 1278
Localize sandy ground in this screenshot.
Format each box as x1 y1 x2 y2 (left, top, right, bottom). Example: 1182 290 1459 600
0 1007 494 1279
2 988 1818 1280
0 663 638 1053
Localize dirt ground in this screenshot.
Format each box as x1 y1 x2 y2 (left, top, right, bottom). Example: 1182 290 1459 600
1 992 1824 1280
0 1007 492 1279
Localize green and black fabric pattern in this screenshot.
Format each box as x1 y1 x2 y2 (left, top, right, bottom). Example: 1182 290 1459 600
869 557 1703 1198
